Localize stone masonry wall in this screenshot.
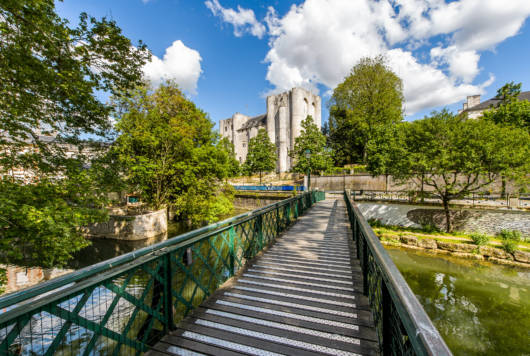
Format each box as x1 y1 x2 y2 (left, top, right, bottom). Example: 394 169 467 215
358 202 530 237
83 208 168 240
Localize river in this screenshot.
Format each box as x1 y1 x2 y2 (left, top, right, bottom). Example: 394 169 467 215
386 246 530 356
68 208 251 269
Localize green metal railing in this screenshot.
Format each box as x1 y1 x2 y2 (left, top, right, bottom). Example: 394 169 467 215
344 191 451 356
0 191 325 355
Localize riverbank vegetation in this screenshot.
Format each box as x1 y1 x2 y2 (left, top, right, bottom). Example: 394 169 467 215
369 219 530 257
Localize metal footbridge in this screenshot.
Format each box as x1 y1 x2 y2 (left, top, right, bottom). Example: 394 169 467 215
0 191 451 356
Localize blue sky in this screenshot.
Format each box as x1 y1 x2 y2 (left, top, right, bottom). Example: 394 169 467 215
56 0 530 127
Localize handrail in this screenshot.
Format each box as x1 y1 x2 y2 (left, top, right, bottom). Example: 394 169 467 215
343 191 452 356
0 190 325 355
0 193 301 310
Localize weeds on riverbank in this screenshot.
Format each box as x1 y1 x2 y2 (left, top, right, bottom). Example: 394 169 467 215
369 221 530 252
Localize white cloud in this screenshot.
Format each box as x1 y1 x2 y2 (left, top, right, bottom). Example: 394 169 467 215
143 40 202 95
262 0 530 115
205 0 266 38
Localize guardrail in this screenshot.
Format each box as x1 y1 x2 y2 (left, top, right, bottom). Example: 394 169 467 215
0 191 325 355
343 191 452 356
233 185 305 191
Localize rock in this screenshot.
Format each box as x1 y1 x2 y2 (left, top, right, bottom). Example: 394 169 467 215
450 252 484 260
436 241 476 253
479 246 512 260
514 250 530 263
419 238 437 249
399 235 418 246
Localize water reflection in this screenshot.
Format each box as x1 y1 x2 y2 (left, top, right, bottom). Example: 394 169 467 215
68 222 191 269
387 247 530 356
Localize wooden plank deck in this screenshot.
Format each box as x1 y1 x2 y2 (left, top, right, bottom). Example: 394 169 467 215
148 198 379 356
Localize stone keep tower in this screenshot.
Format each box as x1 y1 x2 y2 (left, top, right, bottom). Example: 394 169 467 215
266 88 321 172
219 87 321 173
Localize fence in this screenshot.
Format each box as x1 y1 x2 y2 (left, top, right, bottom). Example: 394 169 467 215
232 185 305 191
0 191 325 355
343 191 452 356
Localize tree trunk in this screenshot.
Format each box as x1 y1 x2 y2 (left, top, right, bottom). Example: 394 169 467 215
442 198 451 232
259 171 262 185
501 176 506 199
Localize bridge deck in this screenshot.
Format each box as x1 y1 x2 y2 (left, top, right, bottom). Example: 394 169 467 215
149 198 379 356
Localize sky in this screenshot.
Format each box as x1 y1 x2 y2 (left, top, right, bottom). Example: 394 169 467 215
56 0 530 126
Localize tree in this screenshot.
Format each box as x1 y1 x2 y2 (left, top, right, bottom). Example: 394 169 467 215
367 110 530 232
0 0 149 269
290 116 333 174
217 137 241 178
242 128 276 185
113 82 234 225
329 56 404 164
0 0 149 175
483 82 530 132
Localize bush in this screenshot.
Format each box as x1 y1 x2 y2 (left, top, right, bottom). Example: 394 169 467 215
421 223 440 233
367 218 383 228
498 230 522 242
502 240 517 254
470 233 490 246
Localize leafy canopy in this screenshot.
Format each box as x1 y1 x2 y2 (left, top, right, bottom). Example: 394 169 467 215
329 56 403 164
290 116 333 174
242 128 276 183
0 0 149 269
0 0 149 174
113 82 235 225
483 82 530 132
367 110 530 231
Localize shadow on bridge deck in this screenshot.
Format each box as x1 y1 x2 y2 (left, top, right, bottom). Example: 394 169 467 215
148 199 379 356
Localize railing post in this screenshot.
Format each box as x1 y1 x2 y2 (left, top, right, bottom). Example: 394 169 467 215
229 226 235 276
275 205 280 237
382 281 392 356
257 214 263 251
361 234 369 296
163 253 174 332
285 203 292 226
294 198 299 219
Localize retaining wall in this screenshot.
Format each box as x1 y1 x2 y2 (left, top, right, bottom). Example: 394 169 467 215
83 208 168 240
358 202 530 237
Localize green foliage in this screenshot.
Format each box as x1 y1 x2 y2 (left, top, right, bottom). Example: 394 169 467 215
217 137 240 178
483 82 530 133
328 56 404 164
367 218 383 228
421 223 440 234
501 240 517 254
367 109 530 232
113 82 235 225
290 116 333 174
498 230 522 242
242 128 277 184
0 1 147 270
0 177 108 268
0 0 149 175
470 233 490 246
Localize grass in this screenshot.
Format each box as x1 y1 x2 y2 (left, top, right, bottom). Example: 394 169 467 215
370 223 530 252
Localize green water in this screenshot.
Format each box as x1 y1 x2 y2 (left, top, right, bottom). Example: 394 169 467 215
386 247 530 355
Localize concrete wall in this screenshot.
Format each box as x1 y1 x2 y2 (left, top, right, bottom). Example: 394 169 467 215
311 174 521 193
83 208 168 240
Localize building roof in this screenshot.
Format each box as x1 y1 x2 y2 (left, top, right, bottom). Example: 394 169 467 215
467 91 530 112
238 114 266 131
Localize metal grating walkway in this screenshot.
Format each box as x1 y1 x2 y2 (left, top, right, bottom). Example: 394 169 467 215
148 198 379 356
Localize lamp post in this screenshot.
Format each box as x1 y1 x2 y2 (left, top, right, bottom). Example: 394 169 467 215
305 149 311 191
